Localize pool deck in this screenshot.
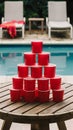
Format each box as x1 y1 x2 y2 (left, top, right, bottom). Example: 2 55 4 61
0 30 73 45
0 30 73 130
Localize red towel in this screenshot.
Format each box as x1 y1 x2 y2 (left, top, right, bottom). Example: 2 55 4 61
7 25 16 38
0 20 25 38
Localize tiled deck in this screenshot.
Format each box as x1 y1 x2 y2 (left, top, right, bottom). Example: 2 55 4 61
0 30 73 130
0 30 73 45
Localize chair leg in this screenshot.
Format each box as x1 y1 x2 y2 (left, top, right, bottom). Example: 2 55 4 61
1 120 12 130
70 26 73 39
22 25 24 39
48 27 51 40
0 28 2 39
57 121 67 130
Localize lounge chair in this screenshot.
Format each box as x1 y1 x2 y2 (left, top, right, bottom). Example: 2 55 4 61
1 1 25 38
46 1 72 39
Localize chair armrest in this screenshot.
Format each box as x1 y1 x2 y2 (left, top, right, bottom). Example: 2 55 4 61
46 17 49 32
46 17 49 26
1 17 5 23
67 17 70 23
23 17 26 22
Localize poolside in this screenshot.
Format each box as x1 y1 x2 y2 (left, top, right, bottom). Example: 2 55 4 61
0 30 73 45
0 30 73 130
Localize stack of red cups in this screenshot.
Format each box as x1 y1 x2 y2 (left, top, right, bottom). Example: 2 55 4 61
38 78 50 102
50 76 64 102
10 41 64 103
10 77 23 102
24 77 36 102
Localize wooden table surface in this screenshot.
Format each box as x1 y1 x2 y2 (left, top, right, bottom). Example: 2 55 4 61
0 82 73 130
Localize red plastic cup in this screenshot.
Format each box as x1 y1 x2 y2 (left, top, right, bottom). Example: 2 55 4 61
10 89 21 102
38 52 50 65
24 77 35 91
18 64 28 78
31 65 42 78
20 89 25 99
35 87 38 101
52 89 64 102
24 52 36 65
31 41 43 53
38 78 49 91
12 77 23 89
24 90 35 102
38 90 50 103
50 76 61 90
44 64 56 78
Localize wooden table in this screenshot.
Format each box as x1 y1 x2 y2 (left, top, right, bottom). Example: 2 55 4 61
0 82 73 130
28 18 44 34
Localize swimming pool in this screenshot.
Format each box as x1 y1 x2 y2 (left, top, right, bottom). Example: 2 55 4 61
0 44 73 75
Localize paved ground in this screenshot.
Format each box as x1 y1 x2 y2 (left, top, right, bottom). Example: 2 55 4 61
0 30 73 44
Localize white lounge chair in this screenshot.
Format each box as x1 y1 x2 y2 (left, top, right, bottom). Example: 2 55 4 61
1 1 25 38
46 1 72 39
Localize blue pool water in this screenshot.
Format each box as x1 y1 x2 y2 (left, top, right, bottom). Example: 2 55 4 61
0 44 73 75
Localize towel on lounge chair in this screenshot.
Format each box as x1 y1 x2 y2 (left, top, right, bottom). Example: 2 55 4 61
0 20 25 38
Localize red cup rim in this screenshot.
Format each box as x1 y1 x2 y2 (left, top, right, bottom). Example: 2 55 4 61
12 77 23 79
24 52 35 54
52 89 64 91
30 63 41 67
31 40 43 43
50 76 62 80
38 77 49 81
38 89 50 92
25 90 35 92
23 77 35 80
17 63 28 67
10 89 21 91
45 63 56 67
38 52 50 54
